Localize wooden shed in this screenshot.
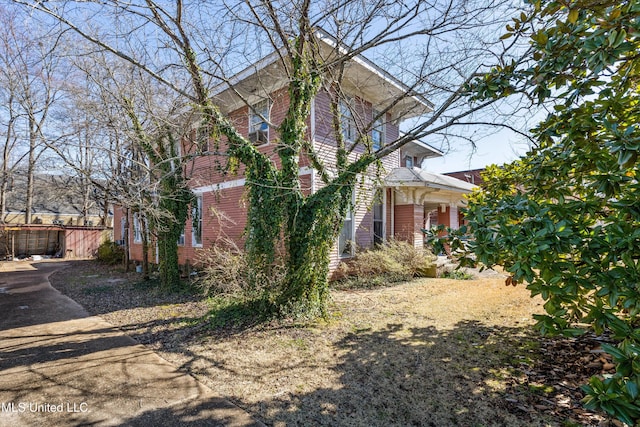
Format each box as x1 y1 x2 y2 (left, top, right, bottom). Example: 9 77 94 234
0 224 112 260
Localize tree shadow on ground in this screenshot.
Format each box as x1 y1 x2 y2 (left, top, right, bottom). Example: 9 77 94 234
151 320 605 427
39 261 606 426
248 321 561 427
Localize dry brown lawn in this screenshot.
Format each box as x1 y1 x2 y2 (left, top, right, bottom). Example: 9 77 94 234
51 261 613 427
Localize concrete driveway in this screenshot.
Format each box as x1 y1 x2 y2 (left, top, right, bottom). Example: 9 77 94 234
0 261 263 426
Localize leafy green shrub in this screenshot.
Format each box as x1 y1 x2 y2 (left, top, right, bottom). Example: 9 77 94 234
96 241 124 265
331 240 436 289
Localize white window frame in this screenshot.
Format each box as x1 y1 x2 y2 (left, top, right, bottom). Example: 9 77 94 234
339 99 356 143
339 193 356 258
405 156 414 168
120 217 126 242
372 190 385 246
372 110 385 151
249 99 270 146
132 213 142 244
192 194 203 247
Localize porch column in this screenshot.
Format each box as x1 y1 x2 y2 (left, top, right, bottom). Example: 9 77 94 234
449 204 459 229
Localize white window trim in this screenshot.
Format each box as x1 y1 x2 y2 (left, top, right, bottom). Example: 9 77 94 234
192 194 203 247
249 99 270 146
372 110 385 151
339 192 356 258
132 213 142 244
120 217 126 242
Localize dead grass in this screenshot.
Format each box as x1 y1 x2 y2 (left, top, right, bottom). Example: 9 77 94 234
50 261 611 427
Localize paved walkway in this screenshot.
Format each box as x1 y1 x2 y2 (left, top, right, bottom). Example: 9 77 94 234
0 261 264 426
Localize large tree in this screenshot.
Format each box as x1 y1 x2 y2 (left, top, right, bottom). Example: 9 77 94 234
0 6 62 224
461 0 640 423
53 48 198 287
14 0 530 315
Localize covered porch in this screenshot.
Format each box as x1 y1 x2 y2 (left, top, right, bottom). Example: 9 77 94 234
385 167 477 248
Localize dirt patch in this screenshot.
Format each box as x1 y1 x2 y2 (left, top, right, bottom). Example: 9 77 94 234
50 261 616 426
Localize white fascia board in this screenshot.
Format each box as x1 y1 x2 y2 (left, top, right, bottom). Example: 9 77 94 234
399 133 444 157
210 50 283 97
315 30 434 112
193 168 313 194
193 178 246 193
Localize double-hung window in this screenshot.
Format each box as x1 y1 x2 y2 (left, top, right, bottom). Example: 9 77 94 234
339 99 356 143
372 190 384 246
339 203 354 257
192 195 203 247
249 100 270 145
405 156 414 168
372 110 385 151
132 213 142 243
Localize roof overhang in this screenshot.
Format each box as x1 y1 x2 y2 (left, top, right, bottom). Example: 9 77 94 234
385 167 476 192
401 137 443 164
211 31 433 121
385 167 477 207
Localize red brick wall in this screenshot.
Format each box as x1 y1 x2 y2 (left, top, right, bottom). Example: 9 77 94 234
437 207 449 228
122 85 403 271
394 203 424 248
187 86 292 188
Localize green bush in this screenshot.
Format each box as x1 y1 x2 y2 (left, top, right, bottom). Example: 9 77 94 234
96 241 124 265
331 240 436 289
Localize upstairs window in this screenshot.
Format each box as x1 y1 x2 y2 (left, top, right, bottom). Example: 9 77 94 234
405 156 414 168
372 111 385 151
249 100 270 145
339 99 356 143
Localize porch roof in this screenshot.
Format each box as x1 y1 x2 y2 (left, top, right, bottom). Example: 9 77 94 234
384 167 477 193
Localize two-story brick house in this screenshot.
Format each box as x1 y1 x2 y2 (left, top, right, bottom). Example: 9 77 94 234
113 35 475 270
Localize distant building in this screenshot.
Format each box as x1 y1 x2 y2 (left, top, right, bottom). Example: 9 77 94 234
444 169 485 187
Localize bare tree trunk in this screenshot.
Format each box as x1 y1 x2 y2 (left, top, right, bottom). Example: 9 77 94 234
25 115 36 224
140 213 150 280
101 201 108 227
0 110 14 223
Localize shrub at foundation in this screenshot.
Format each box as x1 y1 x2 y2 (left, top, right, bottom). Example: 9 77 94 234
331 240 436 289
